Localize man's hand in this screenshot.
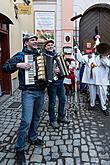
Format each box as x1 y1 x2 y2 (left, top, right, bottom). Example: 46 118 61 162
16 63 32 70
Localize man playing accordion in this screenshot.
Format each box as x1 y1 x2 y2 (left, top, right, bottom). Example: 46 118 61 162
3 33 46 165
43 39 70 129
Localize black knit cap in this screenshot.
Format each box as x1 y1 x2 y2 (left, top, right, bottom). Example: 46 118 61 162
44 39 54 47
96 42 110 54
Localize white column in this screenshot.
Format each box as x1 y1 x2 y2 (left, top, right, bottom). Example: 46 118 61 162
56 0 62 52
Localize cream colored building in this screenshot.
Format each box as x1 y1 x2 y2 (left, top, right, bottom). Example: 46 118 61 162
1 0 34 55
0 0 34 95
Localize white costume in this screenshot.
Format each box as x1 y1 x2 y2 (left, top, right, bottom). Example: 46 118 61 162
76 46 110 111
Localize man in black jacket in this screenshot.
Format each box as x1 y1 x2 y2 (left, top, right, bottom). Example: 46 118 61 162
3 33 46 165
44 40 70 129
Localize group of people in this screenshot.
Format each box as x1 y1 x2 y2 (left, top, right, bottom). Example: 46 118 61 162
3 34 70 165
75 36 110 116
3 33 110 165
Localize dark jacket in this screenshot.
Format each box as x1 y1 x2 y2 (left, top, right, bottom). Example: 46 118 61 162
43 49 57 58
3 48 46 91
43 49 64 82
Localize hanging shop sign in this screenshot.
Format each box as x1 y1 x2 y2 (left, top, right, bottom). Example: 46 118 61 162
17 4 31 15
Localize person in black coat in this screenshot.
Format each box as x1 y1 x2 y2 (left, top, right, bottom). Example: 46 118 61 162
3 33 46 165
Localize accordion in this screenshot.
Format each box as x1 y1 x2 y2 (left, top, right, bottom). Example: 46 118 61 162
24 52 69 85
55 52 69 77
25 54 46 85
45 52 69 82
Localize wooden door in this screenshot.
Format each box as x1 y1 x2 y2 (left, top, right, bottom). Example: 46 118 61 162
79 4 110 51
0 13 13 96
0 31 11 95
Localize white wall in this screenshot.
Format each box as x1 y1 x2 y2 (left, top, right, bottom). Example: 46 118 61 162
74 0 110 15
33 0 62 52
56 0 62 52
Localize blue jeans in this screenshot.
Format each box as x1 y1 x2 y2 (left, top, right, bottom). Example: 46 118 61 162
47 79 66 123
15 90 45 151
79 64 88 91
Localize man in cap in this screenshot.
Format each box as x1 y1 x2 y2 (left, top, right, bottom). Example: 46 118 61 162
3 33 46 165
44 39 70 129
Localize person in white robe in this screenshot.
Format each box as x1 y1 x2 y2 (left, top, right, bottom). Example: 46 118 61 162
75 42 110 116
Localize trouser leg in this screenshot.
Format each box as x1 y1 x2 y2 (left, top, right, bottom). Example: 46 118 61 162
29 90 45 140
89 84 96 107
57 81 66 120
15 90 34 151
48 84 57 123
98 85 107 111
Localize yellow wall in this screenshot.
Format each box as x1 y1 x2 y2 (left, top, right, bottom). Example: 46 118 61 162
0 0 35 90
0 0 34 56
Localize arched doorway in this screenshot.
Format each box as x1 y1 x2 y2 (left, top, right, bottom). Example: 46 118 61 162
0 13 13 96
79 3 110 51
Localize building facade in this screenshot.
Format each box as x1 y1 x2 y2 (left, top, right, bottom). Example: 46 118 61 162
1 0 74 96
0 0 34 96
33 0 74 52
1 0 110 96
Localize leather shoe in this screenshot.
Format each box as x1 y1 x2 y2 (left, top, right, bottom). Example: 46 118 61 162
28 138 45 147
16 150 26 165
50 121 60 129
57 117 70 124
88 105 95 110
102 110 109 116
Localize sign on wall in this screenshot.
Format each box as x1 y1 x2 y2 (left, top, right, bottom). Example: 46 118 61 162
64 32 72 44
35 11 55 43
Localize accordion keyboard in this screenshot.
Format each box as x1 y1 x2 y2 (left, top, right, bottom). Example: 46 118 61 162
25 55 36 85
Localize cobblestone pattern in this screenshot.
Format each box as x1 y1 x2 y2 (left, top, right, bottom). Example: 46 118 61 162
0 89 110 165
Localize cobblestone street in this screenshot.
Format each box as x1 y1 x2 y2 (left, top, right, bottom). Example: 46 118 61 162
0 89 110 165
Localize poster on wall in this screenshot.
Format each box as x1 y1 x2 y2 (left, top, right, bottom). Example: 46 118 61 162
35 11 55 44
